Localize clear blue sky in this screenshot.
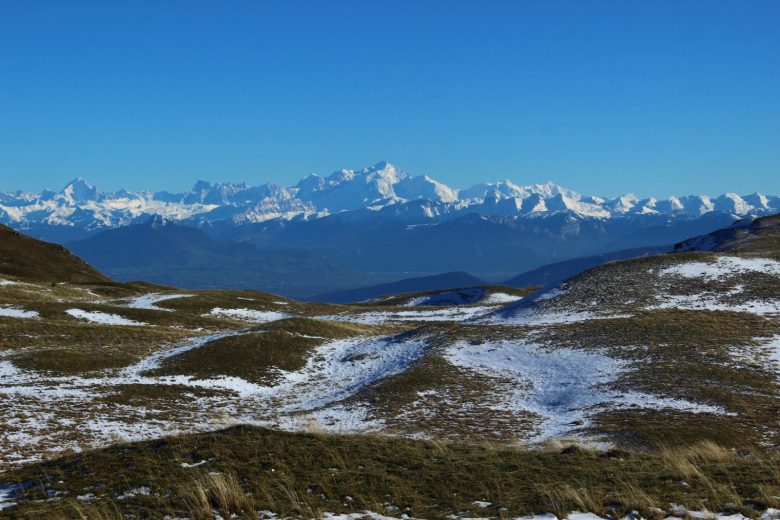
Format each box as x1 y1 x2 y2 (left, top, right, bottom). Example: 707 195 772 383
1 0 778 198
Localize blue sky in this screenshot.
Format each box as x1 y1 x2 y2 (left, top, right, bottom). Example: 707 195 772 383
1 0 778 198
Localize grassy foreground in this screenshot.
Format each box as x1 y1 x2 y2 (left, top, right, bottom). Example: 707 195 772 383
3 426 780 519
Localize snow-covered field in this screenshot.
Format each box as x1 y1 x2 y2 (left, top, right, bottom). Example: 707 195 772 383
445 340 724 441
0 329 429 466
649 255 780 315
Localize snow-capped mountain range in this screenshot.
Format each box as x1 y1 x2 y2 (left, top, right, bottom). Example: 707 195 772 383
2 161 778 237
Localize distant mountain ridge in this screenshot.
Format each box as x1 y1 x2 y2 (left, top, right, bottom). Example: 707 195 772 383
3 161 778 241
64 216 381 298
4 162 779 296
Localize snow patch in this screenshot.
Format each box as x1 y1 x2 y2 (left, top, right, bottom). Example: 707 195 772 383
124 293 194 311
264 335 427 413
208 307 289 323
482 292 523 304
65 309 147 326
761 336 780 372
180 460 209 468
487 307 627 326
123 332 238 375
653 294 780 316
322 306 492 324
659 256 780 281
445 340 725 441
116 486 150 500
0 306 39 319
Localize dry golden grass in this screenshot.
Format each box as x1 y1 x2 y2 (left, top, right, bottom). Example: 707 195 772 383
611 481 657 511
17 500 124 520
5 426 780 519
660 440 739 479
183 472 258 520
537 482 601 517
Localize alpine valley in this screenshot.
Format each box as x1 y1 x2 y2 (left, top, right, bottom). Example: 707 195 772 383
2 162 778 298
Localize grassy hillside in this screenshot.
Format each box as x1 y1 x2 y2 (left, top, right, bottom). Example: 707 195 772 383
0 224 109 284
2 217 780 518
675 212 780 253
4 426 780 519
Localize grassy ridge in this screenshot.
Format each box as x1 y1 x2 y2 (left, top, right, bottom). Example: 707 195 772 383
0 224 109 284
3 426 780 519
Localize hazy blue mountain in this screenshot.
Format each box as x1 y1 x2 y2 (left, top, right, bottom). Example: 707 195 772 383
65 216 370 298
314 271 487 304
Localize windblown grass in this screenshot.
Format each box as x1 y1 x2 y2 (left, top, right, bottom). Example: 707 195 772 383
4 426 780 519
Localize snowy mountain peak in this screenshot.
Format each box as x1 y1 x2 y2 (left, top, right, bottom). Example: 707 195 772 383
395 175 458 203
526 181 579 200
459 180 528 201
713 193 751 214
62 177 100 203
191 179 212 192
2 162 779 235
372 160 391 169
361 161 408 183
744 193 771 210
296 173 326 193
609 194 640 214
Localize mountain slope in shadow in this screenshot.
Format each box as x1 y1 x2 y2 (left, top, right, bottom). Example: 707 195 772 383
314 271 487 303
66 216 349 297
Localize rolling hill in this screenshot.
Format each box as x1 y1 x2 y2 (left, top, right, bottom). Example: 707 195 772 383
2 216 780 518
0 223 108 284
675 212 780 253
503 244 673 288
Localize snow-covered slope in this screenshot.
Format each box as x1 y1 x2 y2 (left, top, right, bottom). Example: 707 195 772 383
2 162 778 238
